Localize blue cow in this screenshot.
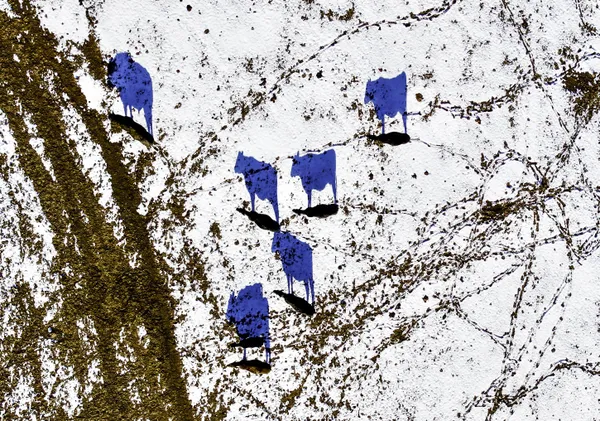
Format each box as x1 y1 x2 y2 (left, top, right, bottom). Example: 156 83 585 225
226 283 271 363
108 52 153 135
271 231 315 305
234 152 279 222
290 149 337 209
364 72 407 134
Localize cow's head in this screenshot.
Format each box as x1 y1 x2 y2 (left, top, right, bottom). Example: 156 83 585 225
290 152 301 178
364 79 375 104
271 231 281 253
107 52 134 89
234 151 245 174
225 291 237 323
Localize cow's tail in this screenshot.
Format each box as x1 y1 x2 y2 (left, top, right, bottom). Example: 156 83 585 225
264 319 271 364
271 175 279 222
333 150 338 204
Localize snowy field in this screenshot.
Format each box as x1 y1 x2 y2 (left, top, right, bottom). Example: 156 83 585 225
1 0 600 419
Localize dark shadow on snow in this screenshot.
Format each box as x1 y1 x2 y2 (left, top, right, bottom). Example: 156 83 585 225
227 359 271 374
229 336 265 349
293 203 339 218
367 132 411 146
108 113 155 146
236 208 280 232
274 290 315 316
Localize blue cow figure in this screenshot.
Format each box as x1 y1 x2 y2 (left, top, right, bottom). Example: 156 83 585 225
364 72 407 134
234 152 279 222
108 52 154 135
226 283 271 363
271 231 315 305
290 149 337 209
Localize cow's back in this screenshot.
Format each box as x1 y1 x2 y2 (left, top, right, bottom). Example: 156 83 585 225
229 286 270 337
237 302 269 337
379 74 406 118
280 237 312 281
246 162 277 201
305 150 335 191
122 63 153 109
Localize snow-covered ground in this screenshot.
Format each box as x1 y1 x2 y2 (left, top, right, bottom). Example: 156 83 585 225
1 0 600 419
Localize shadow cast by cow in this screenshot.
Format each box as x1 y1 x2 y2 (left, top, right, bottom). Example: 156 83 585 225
236 208 280 232
226 283 271 372
271 231 315 314
108 113 155 147
274 290 315 316
227 359 271 374
366 132 411 146
292 204 338 218
291 149 337 218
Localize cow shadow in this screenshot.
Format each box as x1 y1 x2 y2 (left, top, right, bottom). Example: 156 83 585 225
108 52 153 135
364 71 407 135
366 132 411 146
291 149 338 218
236 208 280 232
271 231 315 315
226 283 271 373
108 113 155 146
293 204 338 218
274 290 315 316
235 152 280 231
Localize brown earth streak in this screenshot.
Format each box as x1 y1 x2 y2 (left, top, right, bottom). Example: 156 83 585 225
0 1 194 419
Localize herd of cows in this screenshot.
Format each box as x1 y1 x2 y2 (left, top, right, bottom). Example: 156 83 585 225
107 52 409 372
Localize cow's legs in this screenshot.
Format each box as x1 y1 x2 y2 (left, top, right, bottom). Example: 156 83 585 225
250 192 256 212
288 275 293 295
304 281 310 303
144 104 153 135
271 194 279 223
243 347 247 361
307 190 312 208
381 116 385 134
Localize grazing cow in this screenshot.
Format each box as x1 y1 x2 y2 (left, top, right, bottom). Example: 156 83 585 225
108 52 153 135
364 72 407 134
290 149 337 209
226 283 271 363
271 231 315 305
234 152 279 222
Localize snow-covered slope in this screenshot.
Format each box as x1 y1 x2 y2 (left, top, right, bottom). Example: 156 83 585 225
1 0 600 419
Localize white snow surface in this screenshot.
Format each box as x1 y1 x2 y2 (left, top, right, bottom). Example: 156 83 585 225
2 0 600 419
